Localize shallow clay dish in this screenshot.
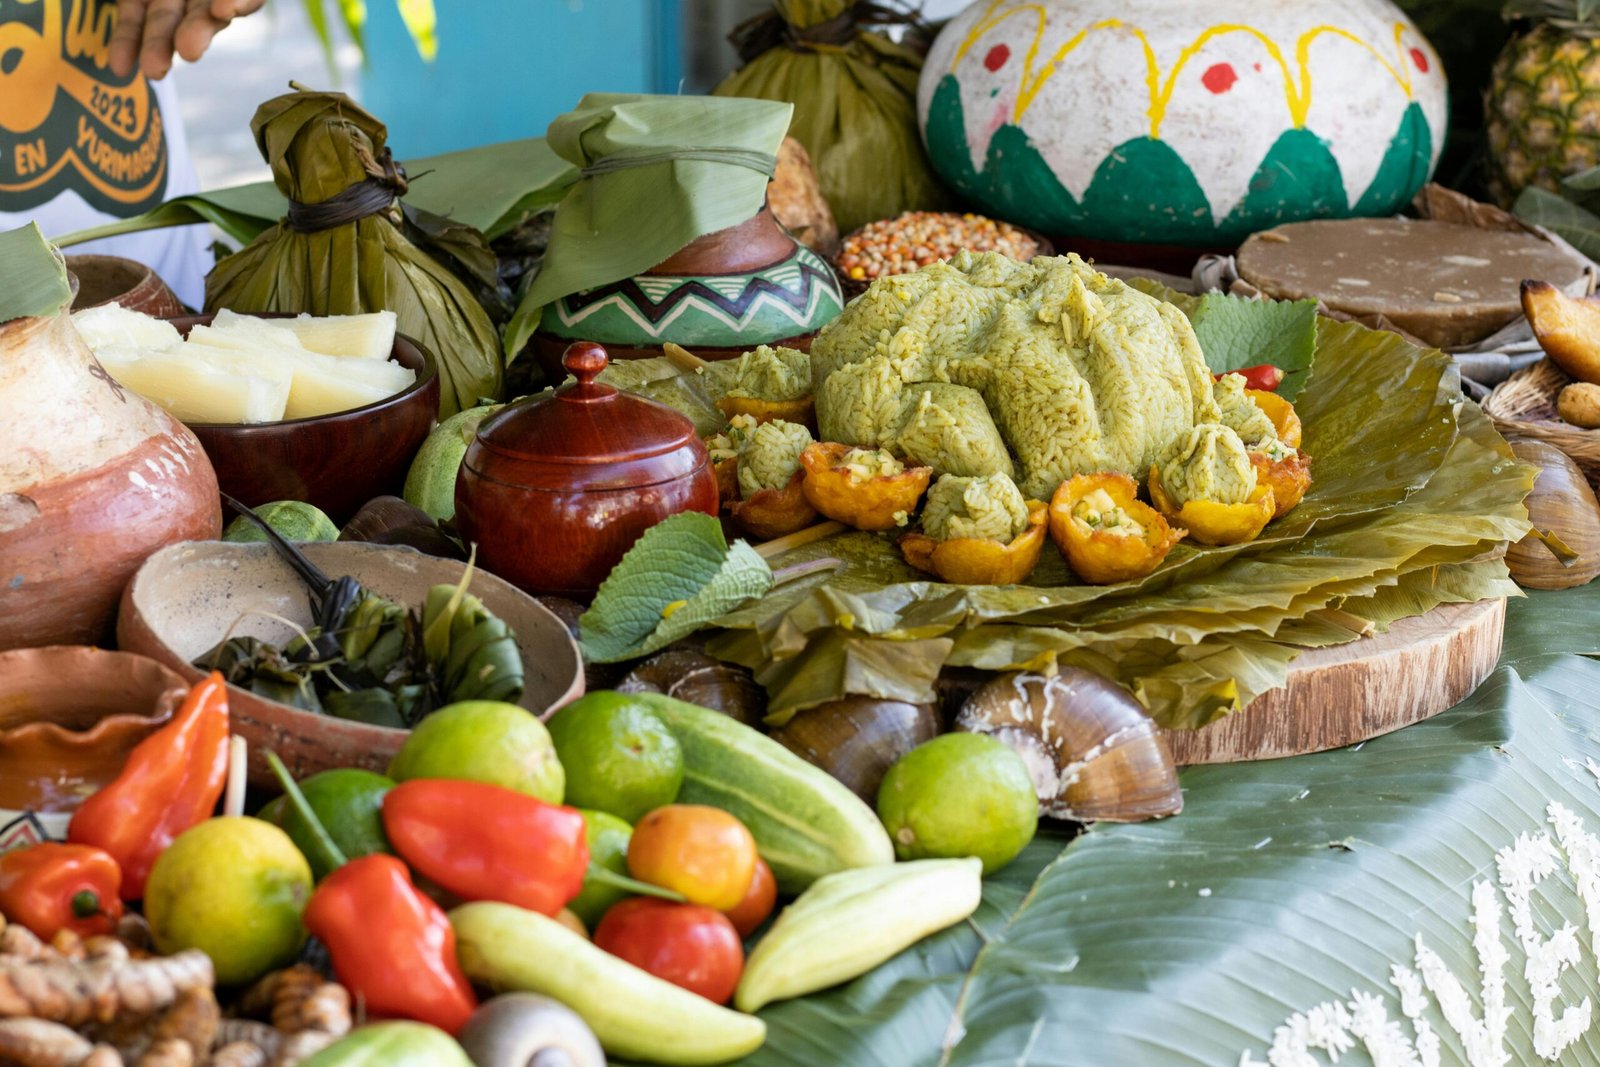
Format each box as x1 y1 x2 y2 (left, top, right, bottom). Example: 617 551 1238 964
117 541 585 788
67 254 185 318
0 646 186 850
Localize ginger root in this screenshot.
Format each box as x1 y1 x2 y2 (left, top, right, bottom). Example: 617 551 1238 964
0 948 213 1027
0 1017 121 1067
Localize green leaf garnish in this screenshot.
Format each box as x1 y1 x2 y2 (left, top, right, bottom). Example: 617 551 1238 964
579 512 773 663
1189 291 1318 401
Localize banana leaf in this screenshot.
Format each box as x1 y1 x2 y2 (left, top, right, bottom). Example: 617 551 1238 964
202 88 504 416
718 583 1600 1066
0 223 71 322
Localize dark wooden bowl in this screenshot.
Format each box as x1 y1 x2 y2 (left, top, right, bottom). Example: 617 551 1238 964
67 254 186 318
169 314 440 525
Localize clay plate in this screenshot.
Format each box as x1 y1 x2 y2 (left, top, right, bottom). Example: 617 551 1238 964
117 541 586 787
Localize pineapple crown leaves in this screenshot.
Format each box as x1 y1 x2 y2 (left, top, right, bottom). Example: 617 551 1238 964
1504 0 1600 33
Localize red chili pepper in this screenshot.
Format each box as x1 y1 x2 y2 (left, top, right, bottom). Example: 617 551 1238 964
1215 364 1285 392
0 843 123 940
382 779 588 917
303 854 478 1034
67 672 230 900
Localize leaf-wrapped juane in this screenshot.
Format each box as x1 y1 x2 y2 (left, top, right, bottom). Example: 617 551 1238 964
205 88 504 416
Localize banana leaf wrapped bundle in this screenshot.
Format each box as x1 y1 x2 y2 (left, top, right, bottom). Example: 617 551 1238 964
205 87 504 416
715 0 952 232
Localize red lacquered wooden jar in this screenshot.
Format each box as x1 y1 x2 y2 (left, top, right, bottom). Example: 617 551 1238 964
455 341 719 599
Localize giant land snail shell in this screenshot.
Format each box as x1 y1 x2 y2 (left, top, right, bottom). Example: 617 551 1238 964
770 696 942 804
1503 436 1600 591
617 649 768 728
955 670 1182 822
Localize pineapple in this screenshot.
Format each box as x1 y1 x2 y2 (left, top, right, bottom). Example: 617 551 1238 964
1486 0 1600 207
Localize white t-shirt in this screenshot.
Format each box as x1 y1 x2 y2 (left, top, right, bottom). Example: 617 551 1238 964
0 0 212 307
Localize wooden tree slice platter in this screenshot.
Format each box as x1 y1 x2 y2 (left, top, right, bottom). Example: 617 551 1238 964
1164 597 1507 765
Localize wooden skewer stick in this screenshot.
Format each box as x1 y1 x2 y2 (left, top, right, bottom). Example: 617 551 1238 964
755 520 847 560
224 735 248 818
663 342 710 372
771 557 843 587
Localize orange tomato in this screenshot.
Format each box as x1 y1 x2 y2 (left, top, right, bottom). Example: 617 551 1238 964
722 857 776 937
627 805 757 911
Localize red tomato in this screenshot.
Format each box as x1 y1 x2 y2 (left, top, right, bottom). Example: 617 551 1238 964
722 857 776 937
594 897 745 1004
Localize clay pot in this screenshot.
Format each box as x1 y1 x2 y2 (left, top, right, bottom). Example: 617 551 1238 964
0 292 222 651
66 254 186 318
455 342 720 599
117 540 585 788
0 646 186 849
532 205 845 379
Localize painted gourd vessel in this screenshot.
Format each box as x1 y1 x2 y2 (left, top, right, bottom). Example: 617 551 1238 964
918 0 1448 247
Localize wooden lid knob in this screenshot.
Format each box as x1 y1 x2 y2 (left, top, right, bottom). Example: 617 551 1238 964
564 342 609 387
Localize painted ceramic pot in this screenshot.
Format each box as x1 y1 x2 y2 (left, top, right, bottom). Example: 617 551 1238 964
537 206 845 370
919 0 1448 247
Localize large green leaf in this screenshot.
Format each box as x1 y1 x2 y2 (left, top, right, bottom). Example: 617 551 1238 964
0 223 71 322
1189 291 1319 401
732 583 1600 1066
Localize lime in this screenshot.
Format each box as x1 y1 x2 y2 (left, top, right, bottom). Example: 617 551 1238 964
388 700 564 803
257 769 394 881
403 404 503 522
567 809 633 928
144 816 312 985
546 693 683 823
222 500 339 544
876 733 1037 875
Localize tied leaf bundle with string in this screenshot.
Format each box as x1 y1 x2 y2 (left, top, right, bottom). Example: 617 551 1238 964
205 85 505 416
714 0 953 233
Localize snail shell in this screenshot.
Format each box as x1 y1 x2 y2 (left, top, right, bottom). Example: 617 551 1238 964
770 696 941 803
1503 437 1600 590
617 649 768 728
955 670 1181 822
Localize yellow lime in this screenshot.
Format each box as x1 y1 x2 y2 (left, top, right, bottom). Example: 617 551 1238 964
144 817 312 985
546 692 683 823
876 733 1037 875
388 700 564 803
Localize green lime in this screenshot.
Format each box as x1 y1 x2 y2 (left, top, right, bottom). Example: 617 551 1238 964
257 769 394 881
222 500 339 544
567 809 633 928
388 700 564 803
876 733 1038 875
546 693 683 823
144 817 312 985
403 404 503 522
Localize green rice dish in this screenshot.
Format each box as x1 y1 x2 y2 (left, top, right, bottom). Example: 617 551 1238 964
1157 424 1257 507
812 252 1220 497
738 419 813 498
837 447 905 483
922 473 1030 543
1213 374 1277 447
724 345 811 401
890 383 1013 479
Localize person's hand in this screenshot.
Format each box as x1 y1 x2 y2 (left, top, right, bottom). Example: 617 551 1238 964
110 0 267 81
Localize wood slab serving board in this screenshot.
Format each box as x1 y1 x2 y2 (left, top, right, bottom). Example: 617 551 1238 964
1165 597 1507 765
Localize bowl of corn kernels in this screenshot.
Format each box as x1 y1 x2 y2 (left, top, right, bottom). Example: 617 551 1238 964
832 211 1050 296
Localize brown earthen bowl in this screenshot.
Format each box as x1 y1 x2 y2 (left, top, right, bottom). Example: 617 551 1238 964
169 314 441 525
0 647 186 850
117 540 585 788
67 254 185 318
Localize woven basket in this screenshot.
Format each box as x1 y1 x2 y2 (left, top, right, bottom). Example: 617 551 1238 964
1482 359 1600 491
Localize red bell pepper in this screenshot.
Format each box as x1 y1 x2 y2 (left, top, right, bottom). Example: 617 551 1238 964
1215 364 1285 392
267 753 477 1035
0 843 123 940
68 672 230 900
382 779 588 917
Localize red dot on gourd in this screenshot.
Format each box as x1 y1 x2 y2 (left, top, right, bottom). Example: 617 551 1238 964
984 44 1011 72
1202 62 1237 94
1409 47 1429 73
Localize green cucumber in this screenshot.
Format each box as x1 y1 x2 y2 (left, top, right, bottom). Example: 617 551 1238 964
450 902 765 1066
622 691 895 894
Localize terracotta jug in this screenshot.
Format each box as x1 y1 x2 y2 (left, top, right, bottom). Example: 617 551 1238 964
0 282 222 650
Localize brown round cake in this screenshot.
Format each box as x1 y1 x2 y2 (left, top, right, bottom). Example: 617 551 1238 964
1236 218 1588 349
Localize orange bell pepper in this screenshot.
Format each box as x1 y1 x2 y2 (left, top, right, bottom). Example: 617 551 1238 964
799 442 932 531
899 501 1048 585
1147 466 1275 547
728 469 819 541
68 672 230 900
1251 449 1313 518
1247 389 1303 449
1049 473 1184 584
0 843 122 940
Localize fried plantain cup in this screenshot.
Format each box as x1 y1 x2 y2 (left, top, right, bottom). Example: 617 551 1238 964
1048 473 1184 585
899 501 1048 585
1250 449 1312 519
728 469 819 540
716 394 818 432
714 456 740 505
1147 466 1275 547
799 442 933 531
1246 388 1303 449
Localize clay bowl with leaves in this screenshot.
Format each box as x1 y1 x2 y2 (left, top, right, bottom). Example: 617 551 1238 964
117 540 584 788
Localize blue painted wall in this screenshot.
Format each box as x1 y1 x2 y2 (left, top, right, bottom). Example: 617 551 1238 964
361 1 683 157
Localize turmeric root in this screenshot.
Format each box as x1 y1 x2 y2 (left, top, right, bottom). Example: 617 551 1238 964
0 1017 120 1066
237 968 348 1042
204 1043 267 1067
0 949 213 1025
